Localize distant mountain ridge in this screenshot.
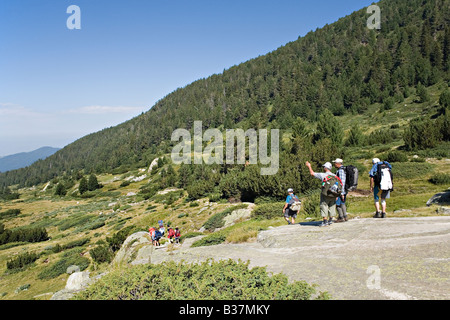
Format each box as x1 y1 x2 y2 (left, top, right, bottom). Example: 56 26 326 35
0 147 60 173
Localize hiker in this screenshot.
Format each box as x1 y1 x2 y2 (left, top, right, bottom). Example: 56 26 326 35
369 158 393 218
306 161 342 227
149 226 158 246
154 228 162 246
283 188 301 225
174 227 181 244
158 220 165 236
167 227 175 243
333 158 348 222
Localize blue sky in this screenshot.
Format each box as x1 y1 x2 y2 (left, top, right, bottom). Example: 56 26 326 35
0 0 374 156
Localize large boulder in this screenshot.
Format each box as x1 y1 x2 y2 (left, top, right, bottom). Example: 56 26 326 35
112 231 153 266
51 271 92 300
426 190 450 206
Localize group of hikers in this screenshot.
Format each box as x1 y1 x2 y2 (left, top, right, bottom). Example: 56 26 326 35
149 220 181 246
284 157 393 227
148 158 393 239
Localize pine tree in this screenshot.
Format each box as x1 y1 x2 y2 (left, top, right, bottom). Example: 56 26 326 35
345 125 365 146
88 174 100 191
79 177 88 195
416 82 430 103
54 183 66 196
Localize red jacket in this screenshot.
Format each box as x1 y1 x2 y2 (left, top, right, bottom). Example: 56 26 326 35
167 228 175 238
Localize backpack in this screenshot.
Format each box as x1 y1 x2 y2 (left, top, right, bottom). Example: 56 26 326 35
375 161 393 191
175 229 181 237
343 165 359 191
288 195 302 212
321 174 343 197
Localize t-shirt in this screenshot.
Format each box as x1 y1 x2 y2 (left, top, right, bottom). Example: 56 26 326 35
313 172 336 181
286 194 299 204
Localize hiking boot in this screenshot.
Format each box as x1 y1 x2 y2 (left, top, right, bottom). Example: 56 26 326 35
381 212 386 218
328 218 334 225
319 220 328 227
335 218 345 223
373 211 381 218
344 215 348 221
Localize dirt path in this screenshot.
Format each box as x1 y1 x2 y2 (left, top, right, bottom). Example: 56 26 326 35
151 217 450 300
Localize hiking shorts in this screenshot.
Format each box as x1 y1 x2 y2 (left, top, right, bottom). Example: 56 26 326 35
373 186 390 202
320 194 336 218
284 208 297 218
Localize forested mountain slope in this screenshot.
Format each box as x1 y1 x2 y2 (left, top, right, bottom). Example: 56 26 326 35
0 0 449 188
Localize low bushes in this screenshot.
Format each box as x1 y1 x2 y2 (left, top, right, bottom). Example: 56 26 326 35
428 173 450 185
74 259 329 300
6 252 40 272
0 224 49 245
38 248 90 280
191 232 226 247
251 203 280 220
202 204 248 231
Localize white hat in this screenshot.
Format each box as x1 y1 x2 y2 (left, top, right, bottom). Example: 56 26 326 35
322 162 332 170
332 158 343 164
372 158 381 164
287 188 294 193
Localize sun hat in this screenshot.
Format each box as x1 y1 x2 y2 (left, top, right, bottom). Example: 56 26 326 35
372 158 381 164
332 158 343 164
287 188 294 193
322 162 332 170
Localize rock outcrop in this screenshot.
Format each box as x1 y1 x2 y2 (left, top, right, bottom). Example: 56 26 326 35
52 216 450 300
112 231 153 266
426 189 450 206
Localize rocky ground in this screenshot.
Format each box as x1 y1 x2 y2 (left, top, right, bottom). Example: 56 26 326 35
54 216 450 300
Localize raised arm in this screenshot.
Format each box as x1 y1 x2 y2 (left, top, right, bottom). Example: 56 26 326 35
305 161 315 177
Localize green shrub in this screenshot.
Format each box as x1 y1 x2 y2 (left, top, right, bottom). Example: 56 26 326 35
366 129 399 145
0 225 49 245
0 209 21 220
301 191 321 218
62 238 90 250
385 150 408 163
106 225 138 252
74 259 328 300
391 162 434 179
90 245 114 264
428 173 450 185
120 180 131 188
252 203 280 220
191 232 226 247
58 214 96 231
186 180 214 200
203 204 248 231
38 251 90 280
6 252 40 272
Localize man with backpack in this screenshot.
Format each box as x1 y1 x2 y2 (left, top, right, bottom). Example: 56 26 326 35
369 158 393 218
167 227 175 243
174 227 181 244
306 161 343 227
283 188 301 225
333 158 348 222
